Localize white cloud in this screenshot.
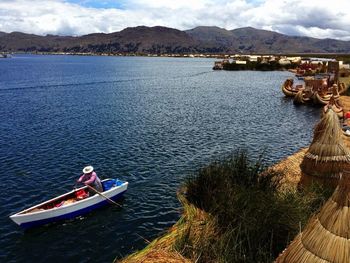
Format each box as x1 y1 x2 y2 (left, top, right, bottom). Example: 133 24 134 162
245 0 350 39
129 0 209 9
0 0 350 40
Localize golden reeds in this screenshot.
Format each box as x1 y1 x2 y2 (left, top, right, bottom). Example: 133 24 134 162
300 108 350 187
267 148 307 190
293 90 306 105
275 170 350 263
118 192 212 263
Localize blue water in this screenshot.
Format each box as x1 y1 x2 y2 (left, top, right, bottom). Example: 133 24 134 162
0 55 320 262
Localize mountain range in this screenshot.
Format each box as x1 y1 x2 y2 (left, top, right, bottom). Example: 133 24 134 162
1 26 350 54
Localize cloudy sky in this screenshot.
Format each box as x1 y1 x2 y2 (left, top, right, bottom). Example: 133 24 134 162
1 0 350 40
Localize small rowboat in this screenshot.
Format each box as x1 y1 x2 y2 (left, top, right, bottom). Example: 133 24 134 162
9 178 128 229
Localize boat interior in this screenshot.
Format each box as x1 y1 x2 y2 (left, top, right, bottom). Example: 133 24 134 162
19 179 123 214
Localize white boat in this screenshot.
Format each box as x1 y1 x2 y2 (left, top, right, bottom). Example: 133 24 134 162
10 178 128 228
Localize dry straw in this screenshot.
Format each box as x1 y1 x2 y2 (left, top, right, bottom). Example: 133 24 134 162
293 90 308 105
275 170 350 263
300 108 350 187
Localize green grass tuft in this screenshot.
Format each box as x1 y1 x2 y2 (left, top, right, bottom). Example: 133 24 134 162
179 149 332 263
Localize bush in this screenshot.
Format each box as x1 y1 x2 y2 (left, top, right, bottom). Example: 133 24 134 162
180 150 331 263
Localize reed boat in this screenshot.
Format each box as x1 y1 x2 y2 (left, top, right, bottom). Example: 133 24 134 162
293 89 312 105
281 78 303 97
323 98 343 119
313 92 332 105
315 83 342 105
292 80 344 106
9 178 128 228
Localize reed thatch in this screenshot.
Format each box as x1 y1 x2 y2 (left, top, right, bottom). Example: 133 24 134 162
300 108 350 187
266 148 307 190
275 170 350 263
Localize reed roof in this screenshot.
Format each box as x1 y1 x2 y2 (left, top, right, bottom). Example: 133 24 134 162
275 170 350 263
300 109 350 186
306 108 349 162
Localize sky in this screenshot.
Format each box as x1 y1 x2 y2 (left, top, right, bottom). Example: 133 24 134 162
0 0 350 40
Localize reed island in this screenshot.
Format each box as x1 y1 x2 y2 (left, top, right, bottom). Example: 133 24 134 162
118 60 350 263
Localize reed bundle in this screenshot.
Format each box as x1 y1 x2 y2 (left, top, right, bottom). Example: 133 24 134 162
275 170 350 263
266 148 307 190
293 90 306 104
300 109 350 187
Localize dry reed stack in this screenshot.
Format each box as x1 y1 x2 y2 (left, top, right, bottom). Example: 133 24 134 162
275 169 350 263
300 108 350 187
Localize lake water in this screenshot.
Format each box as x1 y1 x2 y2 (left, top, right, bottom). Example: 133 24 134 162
0 55 320 262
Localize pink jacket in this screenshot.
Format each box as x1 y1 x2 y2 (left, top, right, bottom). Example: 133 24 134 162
78 172 97 185
78 172 103 192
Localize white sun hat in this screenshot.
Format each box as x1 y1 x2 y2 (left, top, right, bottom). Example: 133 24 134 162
83 166 94 174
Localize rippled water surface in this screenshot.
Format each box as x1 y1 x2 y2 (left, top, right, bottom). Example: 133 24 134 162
0 55 321 262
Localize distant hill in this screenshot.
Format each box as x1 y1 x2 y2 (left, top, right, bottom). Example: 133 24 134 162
186 26 350 53
1 25 350 54
185 26 233 51
0 26 200 54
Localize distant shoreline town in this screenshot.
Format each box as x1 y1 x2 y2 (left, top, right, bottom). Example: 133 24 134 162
4 51 350 60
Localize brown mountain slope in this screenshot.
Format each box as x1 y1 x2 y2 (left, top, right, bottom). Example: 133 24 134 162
187 26 350 53
1 26 350 54
0 26 200 54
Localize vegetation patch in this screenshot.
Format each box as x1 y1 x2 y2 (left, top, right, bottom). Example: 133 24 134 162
120 150 333 263
179 150 332 263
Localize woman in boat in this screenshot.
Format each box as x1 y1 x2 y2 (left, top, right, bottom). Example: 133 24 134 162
78 166 103 194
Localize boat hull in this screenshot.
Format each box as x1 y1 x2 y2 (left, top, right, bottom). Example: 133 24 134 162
313 92 331 105
293 90 312 105
10 180 128 228
282 84 298 97
281 79 300 97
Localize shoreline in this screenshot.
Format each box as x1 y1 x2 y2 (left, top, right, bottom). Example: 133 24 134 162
6 52 350 60
117 148 308 263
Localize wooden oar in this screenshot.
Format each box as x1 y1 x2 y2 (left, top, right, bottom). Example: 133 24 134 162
85 184 122 208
